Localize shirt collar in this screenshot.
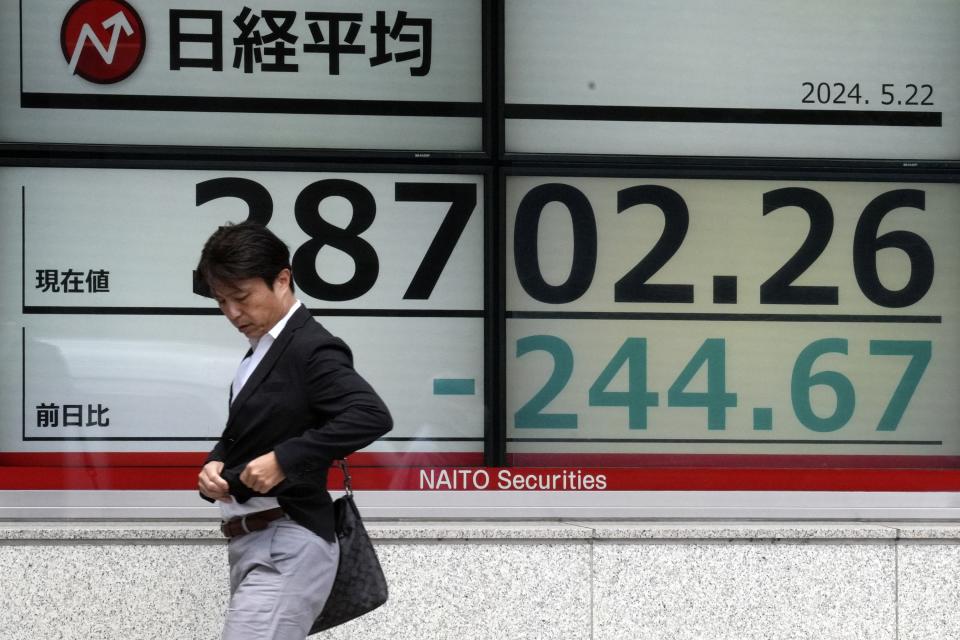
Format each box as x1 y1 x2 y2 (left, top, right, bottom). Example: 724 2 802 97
248 300 302 349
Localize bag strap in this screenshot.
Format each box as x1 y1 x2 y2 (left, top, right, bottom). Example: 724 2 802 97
338 459 353 497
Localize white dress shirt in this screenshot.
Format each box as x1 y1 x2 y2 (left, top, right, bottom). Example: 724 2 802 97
220 300 302 520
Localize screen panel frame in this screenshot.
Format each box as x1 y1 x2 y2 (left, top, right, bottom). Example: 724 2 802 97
498 163 960 493
1 0 493 161
0 163 958 519
3 0 960 520
496 0 960 169
0 156 498 510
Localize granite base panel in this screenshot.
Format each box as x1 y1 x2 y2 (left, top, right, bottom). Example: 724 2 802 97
0 522 957 640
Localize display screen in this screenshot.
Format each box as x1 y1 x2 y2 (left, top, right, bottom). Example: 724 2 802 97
2 2 959 514
2 0 484 151
0 167 487 487
505 174 960 476
505 0 960 160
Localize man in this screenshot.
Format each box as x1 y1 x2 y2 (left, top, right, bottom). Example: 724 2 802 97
196 222 392 640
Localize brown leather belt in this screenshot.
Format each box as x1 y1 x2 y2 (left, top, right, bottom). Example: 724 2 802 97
220 507 287 539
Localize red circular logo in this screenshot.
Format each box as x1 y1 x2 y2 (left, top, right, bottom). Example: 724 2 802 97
60 0 145 84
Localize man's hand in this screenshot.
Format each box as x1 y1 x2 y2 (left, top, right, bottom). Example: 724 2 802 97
198 460 232 502
240 452 286 494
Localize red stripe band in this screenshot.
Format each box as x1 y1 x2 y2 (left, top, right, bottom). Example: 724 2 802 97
0 452 957 491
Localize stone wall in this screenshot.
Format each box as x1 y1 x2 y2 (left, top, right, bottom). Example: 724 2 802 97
1 522 958 640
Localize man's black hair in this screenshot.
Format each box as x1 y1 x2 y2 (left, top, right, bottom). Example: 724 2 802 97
197 222 295 293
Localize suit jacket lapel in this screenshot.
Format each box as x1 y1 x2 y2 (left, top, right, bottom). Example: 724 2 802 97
226 305 310 429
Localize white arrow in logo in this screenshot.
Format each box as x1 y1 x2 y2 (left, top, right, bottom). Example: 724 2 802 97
68 11 134 75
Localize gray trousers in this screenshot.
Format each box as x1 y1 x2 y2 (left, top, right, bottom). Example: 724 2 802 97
222 518 339 640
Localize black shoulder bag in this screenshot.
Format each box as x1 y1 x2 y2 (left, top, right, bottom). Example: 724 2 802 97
310 459 389 634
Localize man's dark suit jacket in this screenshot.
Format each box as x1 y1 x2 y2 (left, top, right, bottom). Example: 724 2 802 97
202 304 392 542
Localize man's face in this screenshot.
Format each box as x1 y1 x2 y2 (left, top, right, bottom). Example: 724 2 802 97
211 270 292 340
